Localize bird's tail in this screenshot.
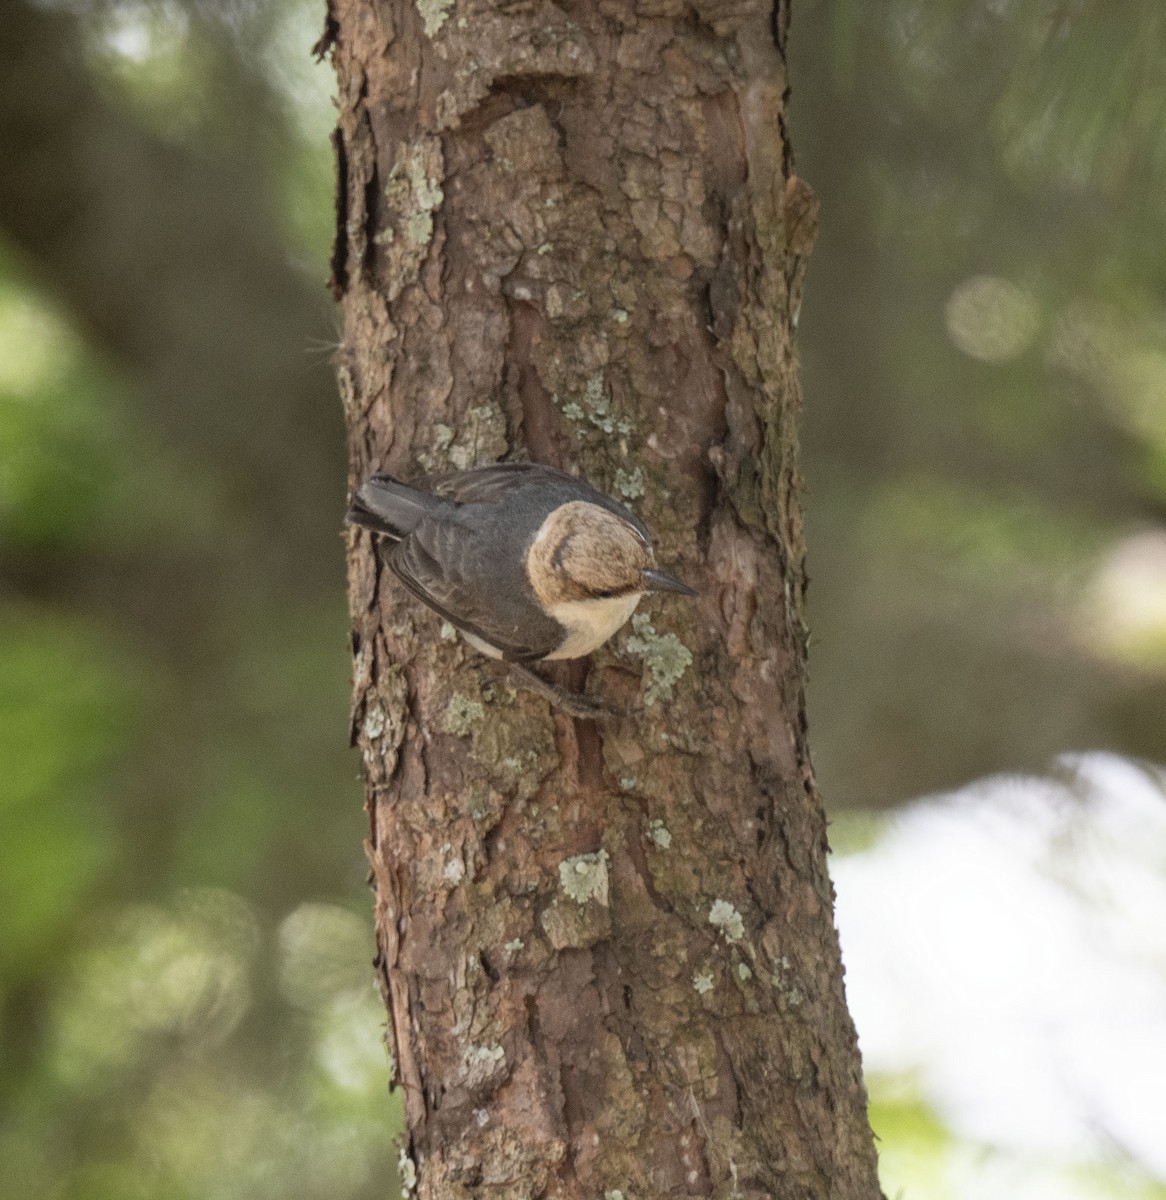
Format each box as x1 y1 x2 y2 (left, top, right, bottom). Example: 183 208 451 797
345 473 440 540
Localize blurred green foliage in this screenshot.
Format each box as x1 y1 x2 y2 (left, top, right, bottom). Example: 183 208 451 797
0 608 129 981
0 0 1164 1197
0 3 393 1197
795 0 1166 810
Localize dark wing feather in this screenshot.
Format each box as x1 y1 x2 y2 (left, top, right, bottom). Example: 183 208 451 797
387 515 564 663
428 463 652 542
427 463 566 505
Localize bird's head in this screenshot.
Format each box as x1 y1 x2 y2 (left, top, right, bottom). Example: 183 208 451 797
527 501 696 608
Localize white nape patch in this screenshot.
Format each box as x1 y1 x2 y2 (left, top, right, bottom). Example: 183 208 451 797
531 515 556 549
544 592 643 660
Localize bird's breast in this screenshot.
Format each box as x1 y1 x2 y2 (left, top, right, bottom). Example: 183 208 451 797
543 592 643 660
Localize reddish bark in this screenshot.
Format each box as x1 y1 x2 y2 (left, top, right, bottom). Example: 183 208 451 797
327 2 881 1197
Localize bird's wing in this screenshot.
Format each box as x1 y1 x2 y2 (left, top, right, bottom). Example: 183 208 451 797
429 463 653 543
428 462 570 506
346 473 443 539
387 516 564 663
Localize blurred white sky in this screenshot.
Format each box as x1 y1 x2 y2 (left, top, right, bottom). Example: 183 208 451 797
833 752 1166 1197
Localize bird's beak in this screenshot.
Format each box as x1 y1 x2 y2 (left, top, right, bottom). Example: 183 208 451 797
641 567 698 597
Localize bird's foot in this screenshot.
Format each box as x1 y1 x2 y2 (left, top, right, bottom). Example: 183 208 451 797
507 664 631 721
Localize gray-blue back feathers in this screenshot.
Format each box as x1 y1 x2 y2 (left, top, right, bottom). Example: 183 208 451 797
345 475 446 541
345 464 648 662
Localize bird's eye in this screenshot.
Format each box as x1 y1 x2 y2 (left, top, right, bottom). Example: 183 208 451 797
593 588 619 599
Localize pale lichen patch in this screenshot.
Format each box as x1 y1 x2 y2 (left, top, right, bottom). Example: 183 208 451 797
462 1042 505 1088
613 466 645 499
447 402 508 469
398 1149 417 1195
646 819 672 850
443 694 484 736
693 971 714 995
416 0 453 38
363 705 386 740
541 850 612 950
381 137 445 300
582 371 616 433
770 954 793 992
626 613 693 704
558 850 610 906
407 143 444 232
470 698 558 804
406 211 432 245
709 899 745 943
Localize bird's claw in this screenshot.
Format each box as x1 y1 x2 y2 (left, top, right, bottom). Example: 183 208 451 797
553 691 631 722
507 663 632 722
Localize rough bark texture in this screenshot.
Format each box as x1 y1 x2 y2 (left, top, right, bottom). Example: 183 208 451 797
327 2 881 1197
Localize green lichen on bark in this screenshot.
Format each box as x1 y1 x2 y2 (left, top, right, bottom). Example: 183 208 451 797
379 136 445 300
442 693 483 736
646 818 671 850
613 466 645 499
558 850 610 905
537 850 614 950
625 613 693 704
415 0 453 39
446 403 508 469
709 898 746 943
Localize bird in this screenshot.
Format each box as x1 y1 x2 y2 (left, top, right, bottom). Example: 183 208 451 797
345 462 696 717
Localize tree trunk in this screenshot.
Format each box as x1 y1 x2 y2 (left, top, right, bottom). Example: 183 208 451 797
326 2 882 1197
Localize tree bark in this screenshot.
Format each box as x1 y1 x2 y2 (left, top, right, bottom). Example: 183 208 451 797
327 2 881 1197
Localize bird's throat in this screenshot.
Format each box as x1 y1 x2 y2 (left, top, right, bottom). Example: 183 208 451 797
543 592 643 660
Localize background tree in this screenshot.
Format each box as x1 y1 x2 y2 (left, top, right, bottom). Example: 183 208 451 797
327 1 881 1196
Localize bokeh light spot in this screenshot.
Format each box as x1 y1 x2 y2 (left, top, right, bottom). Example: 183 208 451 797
277 903 372 1011
945 275 1040 362
1082 530 1166 666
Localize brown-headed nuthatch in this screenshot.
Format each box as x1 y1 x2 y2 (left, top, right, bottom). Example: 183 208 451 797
346 463 696 717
